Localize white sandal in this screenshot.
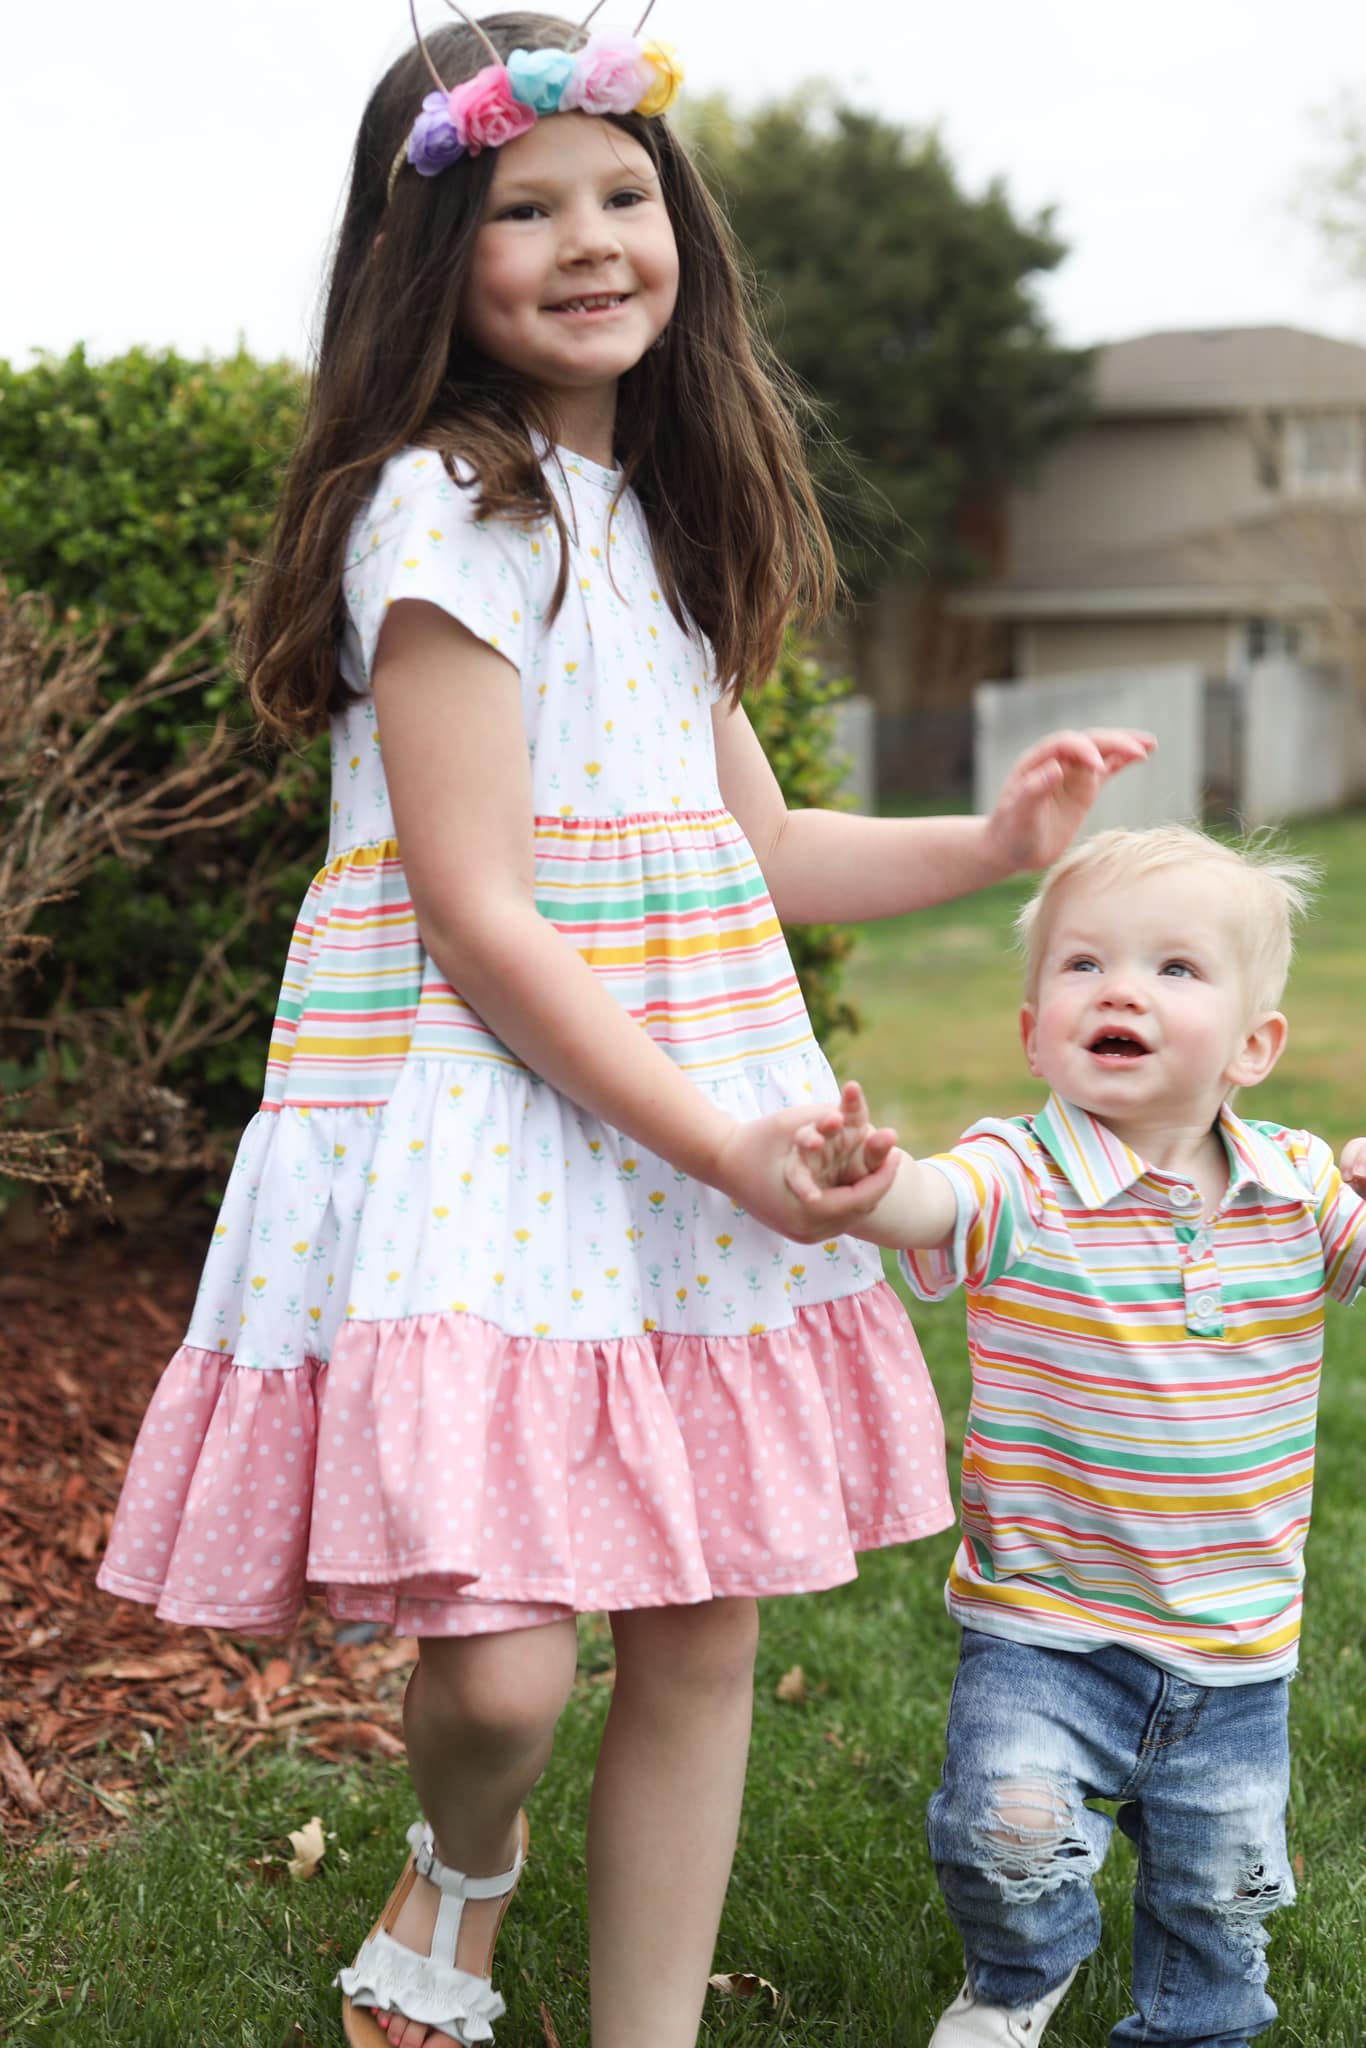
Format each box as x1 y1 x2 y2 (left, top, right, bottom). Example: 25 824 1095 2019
338 1812 529 2047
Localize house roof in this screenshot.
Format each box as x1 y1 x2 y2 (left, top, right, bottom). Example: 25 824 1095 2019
954 503 1366 621
1094 326 1366 414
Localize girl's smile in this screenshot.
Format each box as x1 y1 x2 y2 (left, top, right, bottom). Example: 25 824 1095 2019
460 113 679 459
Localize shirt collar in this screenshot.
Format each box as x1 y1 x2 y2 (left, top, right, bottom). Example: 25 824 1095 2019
1032 1093 1307 1210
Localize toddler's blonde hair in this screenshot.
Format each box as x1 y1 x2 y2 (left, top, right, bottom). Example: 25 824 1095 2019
1017 825 1319 1014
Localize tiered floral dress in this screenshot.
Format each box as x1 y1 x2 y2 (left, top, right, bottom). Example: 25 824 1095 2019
98 447 953 1638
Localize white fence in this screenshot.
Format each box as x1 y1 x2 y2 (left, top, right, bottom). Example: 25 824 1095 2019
974 660 1366 829
975 665 1204 830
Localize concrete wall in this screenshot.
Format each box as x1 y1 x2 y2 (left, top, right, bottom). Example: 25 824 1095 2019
974 666 1205 831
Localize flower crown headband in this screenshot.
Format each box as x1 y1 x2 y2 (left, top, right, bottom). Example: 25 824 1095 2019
390 2 684 200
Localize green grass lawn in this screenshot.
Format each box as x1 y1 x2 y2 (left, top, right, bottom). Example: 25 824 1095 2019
5 816 1366 2045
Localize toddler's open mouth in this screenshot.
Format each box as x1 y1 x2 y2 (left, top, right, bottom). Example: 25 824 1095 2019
1088 1032 1150 1060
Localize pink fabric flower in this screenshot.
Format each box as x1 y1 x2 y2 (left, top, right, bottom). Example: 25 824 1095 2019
562 33 653 117
447 64 538 154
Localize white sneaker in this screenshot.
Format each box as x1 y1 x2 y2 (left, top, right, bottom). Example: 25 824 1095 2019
928 1966 1078 2046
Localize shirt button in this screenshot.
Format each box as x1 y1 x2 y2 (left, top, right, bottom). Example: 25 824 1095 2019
1193 1293 1217 1316
1170 1184 1198 1208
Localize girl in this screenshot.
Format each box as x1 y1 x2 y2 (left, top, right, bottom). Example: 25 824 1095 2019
97 10 1153 2046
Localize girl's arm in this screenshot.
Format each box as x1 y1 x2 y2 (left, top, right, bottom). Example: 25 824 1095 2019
371 602 895 1241
713 697 1156 921
783 1082 957 1251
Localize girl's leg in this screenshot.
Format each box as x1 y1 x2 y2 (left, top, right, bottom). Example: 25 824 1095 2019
382 1619 580 2048
587 1597 760 2048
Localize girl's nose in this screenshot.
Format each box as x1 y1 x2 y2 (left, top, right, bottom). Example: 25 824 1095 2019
559 207 624 267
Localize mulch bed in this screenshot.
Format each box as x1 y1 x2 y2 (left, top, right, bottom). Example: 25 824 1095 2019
1 1230 413 1847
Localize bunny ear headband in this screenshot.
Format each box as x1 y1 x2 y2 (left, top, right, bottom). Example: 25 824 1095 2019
389 2 684 198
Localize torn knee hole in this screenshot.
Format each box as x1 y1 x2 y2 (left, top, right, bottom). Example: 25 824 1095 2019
972 1778 1095 1899
1213 1850 1293 1984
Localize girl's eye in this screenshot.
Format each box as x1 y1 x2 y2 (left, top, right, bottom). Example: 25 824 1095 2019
607 189 647 209
495 202 546 222
1160 961 1196 979
1063 956 1099 974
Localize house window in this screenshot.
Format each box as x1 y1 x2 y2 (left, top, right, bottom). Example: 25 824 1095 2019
1244 618 1302 663
1284 412 1364 497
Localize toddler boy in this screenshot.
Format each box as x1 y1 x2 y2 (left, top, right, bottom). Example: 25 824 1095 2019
787 826 1366 2048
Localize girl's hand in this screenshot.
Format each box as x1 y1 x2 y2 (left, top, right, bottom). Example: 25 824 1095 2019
1341 1136 1366 1198
983 727 1157 874
783 1081 897 1199
710 1093 900 1244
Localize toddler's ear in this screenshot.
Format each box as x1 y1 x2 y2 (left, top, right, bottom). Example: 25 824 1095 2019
1020 1004 1042 1078
1227 1011 1288 1091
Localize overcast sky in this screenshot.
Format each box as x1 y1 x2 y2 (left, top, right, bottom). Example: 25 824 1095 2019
4 0 1364 367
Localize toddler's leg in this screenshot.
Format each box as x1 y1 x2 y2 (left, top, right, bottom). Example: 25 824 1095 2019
588 1596 760 2048
1111 1677 1292 2048
383 1619 580 2048
927 1632 1116 2014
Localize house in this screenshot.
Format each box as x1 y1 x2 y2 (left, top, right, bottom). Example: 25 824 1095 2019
955 324 1366 686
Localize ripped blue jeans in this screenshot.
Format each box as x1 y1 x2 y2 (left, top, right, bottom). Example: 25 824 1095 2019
928 1630 1294 2048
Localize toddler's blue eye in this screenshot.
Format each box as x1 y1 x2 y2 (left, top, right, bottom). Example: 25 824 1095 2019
1065 958 1099 974
1160 962 1195 978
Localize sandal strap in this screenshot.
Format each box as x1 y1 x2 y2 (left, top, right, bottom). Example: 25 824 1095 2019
338 1930 505 2044
407 1819 526 1901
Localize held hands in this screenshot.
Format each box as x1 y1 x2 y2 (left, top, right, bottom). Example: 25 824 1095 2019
783 1081 898 1201
709 1089 900 1244
983 727 1158 875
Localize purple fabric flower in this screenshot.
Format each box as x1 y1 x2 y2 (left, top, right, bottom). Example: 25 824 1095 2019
407 89 466 178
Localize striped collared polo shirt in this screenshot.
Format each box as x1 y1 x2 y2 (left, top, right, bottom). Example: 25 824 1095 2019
901 1094 1366 1683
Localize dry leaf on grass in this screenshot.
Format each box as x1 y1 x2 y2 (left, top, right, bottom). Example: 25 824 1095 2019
774 1664 806 1704
708 1971 782 2006
287 1816 327 1879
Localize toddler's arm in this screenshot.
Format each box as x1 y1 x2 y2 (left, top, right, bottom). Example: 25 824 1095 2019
1341 1136 1366 1199
783 1082 957 1251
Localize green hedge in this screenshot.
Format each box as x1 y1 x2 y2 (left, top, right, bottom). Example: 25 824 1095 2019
0 348 856 1153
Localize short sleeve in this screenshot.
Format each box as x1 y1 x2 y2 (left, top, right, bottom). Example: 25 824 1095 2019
1280 1128 1366 1305
342 450 543 683
898 1118 1045 1303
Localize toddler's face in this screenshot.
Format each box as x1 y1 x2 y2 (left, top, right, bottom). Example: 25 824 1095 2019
460 112 679 408
1021 868 1280 1127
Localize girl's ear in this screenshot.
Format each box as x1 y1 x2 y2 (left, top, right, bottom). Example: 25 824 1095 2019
1020 1004 1042 1077
1226 1011 1288 1092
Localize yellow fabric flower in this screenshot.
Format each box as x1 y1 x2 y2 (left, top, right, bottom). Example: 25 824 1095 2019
635 41 684 116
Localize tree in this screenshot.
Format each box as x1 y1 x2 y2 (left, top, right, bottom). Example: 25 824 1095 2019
1300 86 1366 291
688 92 1092 591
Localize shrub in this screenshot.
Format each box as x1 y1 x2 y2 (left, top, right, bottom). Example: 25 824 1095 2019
0 348 857 1180
0 347 320 1132
748 637 860 1046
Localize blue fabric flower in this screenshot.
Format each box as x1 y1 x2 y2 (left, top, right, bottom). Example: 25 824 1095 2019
407 89 465 178
506 47 575 114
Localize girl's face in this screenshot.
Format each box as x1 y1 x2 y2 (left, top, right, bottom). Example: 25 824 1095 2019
460 112 679 441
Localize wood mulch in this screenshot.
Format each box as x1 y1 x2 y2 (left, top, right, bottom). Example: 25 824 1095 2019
1 1229 413 1848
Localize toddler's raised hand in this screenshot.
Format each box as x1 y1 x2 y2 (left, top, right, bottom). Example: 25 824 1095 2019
784 1081 898 1202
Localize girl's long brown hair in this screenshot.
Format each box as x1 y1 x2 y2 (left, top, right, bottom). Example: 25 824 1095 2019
241 11 840 740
